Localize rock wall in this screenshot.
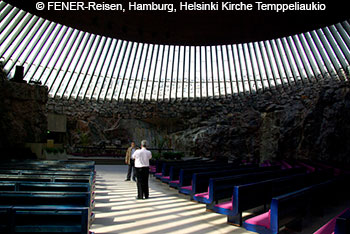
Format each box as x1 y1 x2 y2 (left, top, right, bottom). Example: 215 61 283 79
47 78 350 164
0 80 48 157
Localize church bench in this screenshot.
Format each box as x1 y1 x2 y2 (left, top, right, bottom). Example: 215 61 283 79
243 179 341 234
180 165 281 196
175 164 260 191
153 161 182 179
212 173 310 226
0 182 16 191
0 170 96 186
155 161 190 179
193 168 306 207
159 161 215 182
165 162 237 184
152 160 167 176
0 205 11 233
333 208 350 234
311 161 343 176
0 180 94 193
169 165 236 188
156 159 211 180
0 164 95 175
170 163 260 189
297 160 348 177
243 186 312 234
19 182 91 192
0 169 94 177
0 190 95 224
260 160 272 167
0 159 95 169
0 181 95 202
0 166 95 178
0 174 94 186
313 208 350 234
0 191 93 208
276 160 293 170
149 165 156 174
7 205 91 234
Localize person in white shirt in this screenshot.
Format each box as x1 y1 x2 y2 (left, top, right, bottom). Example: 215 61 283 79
132 140 152 199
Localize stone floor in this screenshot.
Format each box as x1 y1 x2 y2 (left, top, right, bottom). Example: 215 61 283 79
90 165 349 234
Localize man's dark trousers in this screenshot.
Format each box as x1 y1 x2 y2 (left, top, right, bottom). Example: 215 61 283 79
135 167 149 199
126 159 136 181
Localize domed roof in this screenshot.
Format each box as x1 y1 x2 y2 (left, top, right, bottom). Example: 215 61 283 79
0 0 349 102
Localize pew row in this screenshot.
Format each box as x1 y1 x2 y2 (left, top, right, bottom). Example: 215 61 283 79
243 178 345 234
313 208 350 234
154 159 213 180
192 168 305 205
0 174 94 186
212 173 311 225
161 162 238 183
179 165 279 195
0 205 91 234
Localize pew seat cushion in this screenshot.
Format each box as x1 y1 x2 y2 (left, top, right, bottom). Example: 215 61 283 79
194 192 209 200
212 200 233 215
161 176 170 180
245 209 271 229
214 200 232 210
169 180 179 184
181 186 192 191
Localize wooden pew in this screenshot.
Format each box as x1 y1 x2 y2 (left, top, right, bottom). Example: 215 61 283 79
0 159 95 168
0 191 92 207
152 160 166 176
17 182 91 193
164 162 240 184
193 168 306 207
0 182 16 191
10 205 90 234
0 174 93 185
0 160 95 233
159 161 215 182
243 179 340 234
0 169 93 177
0 157 95 168
180 165 280 195
334 209 350 234
155 159 210 180
0 180 90 191
0 206 11 233
313 208 350 234
212 173 311 225
244 186 311 234
0 190 94 225
170 163 258 189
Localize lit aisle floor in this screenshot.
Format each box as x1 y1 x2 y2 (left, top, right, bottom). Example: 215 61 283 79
90 165 253 234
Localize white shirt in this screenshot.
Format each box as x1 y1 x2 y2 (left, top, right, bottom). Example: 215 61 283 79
132 148 152 168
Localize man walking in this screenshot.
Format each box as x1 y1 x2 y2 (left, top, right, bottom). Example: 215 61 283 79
132 140 152 199
125 141 138 181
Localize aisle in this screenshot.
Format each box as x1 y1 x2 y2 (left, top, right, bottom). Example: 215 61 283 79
90 165 252 234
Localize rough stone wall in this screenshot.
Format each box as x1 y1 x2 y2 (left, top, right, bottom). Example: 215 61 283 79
0 80 48 151
47 78 350 164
